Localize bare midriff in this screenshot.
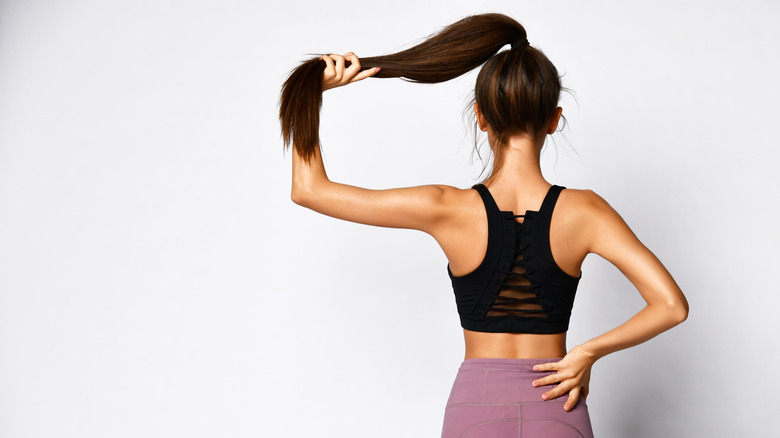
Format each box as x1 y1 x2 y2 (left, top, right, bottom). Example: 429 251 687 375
463 329 568 360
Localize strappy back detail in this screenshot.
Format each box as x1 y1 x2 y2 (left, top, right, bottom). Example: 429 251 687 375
481 183 556 222
447 183 582 334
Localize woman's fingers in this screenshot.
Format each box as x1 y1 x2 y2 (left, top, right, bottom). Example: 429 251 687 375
343 52 360 75
331 53 345 82
531 371 565 388
531 351 594 409
322 52 380 90
563 387 580 411
321 54 335 77
542 381 573 401
532 361 562 388
532 361 559 372
320 55 339 91
531 367 574 401
531 361 561 387
351 66 381 82
344 52 380 82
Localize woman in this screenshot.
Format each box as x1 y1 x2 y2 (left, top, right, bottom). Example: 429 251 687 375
279 13 689 438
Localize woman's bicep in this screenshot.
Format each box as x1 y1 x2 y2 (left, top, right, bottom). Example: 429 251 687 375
584 191 689 317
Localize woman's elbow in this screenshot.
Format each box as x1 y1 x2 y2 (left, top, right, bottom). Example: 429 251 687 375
291 187 306 206
291 184 314 206
669 297 689 324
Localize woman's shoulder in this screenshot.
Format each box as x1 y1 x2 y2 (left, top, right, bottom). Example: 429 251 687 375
558 186 614 214
553 187 622 235
556 187 631 251
435 184 482 207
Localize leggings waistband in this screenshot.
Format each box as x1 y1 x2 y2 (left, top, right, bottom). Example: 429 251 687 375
458 357 564 371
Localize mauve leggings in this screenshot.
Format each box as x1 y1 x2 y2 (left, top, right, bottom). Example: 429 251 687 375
441 358 594 438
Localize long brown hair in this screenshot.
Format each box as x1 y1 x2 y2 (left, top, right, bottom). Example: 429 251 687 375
279 13 567 173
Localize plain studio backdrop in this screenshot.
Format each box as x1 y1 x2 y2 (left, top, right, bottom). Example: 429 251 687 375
0 0 778 437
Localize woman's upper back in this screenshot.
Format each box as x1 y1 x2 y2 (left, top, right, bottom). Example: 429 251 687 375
431 183 599 334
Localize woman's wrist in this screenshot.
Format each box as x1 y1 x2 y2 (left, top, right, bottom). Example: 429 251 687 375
573 345 601 361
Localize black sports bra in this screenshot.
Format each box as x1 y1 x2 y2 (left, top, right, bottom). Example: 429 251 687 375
447 183 582 334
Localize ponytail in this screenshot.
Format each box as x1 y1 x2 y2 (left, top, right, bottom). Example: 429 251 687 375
279 13 562 165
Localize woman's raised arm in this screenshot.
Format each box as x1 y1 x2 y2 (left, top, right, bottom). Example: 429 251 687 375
291 142 461 233
289 53 460 234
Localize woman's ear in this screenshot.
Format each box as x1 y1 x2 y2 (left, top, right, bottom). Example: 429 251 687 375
546 107 563 134
474 103 488 132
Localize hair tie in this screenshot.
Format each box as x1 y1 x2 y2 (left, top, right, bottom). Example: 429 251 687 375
511 38 530 50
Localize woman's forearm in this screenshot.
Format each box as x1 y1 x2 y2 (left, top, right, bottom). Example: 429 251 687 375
576 303 687 360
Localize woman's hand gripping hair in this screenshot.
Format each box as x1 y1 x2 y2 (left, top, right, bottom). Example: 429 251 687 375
531 347 598 412
321 52 381 92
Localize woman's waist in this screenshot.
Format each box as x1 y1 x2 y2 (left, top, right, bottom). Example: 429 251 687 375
462 328 567 360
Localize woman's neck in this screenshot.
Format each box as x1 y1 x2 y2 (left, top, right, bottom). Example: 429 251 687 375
483 135 548 190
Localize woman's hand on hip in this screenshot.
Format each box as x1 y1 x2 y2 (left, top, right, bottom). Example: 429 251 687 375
321 53 381 91
531 347 597 411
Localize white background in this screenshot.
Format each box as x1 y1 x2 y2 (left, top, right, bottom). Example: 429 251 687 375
1 0 778 437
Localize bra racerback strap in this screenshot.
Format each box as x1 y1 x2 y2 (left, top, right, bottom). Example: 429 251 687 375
538 185 566 218
472 184 501 215
535 185 566 265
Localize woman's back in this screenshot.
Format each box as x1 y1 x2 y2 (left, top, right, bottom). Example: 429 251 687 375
432 181 595 359
438 183 588 280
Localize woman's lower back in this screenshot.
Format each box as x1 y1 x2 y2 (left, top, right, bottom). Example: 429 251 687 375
463 329 568 360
